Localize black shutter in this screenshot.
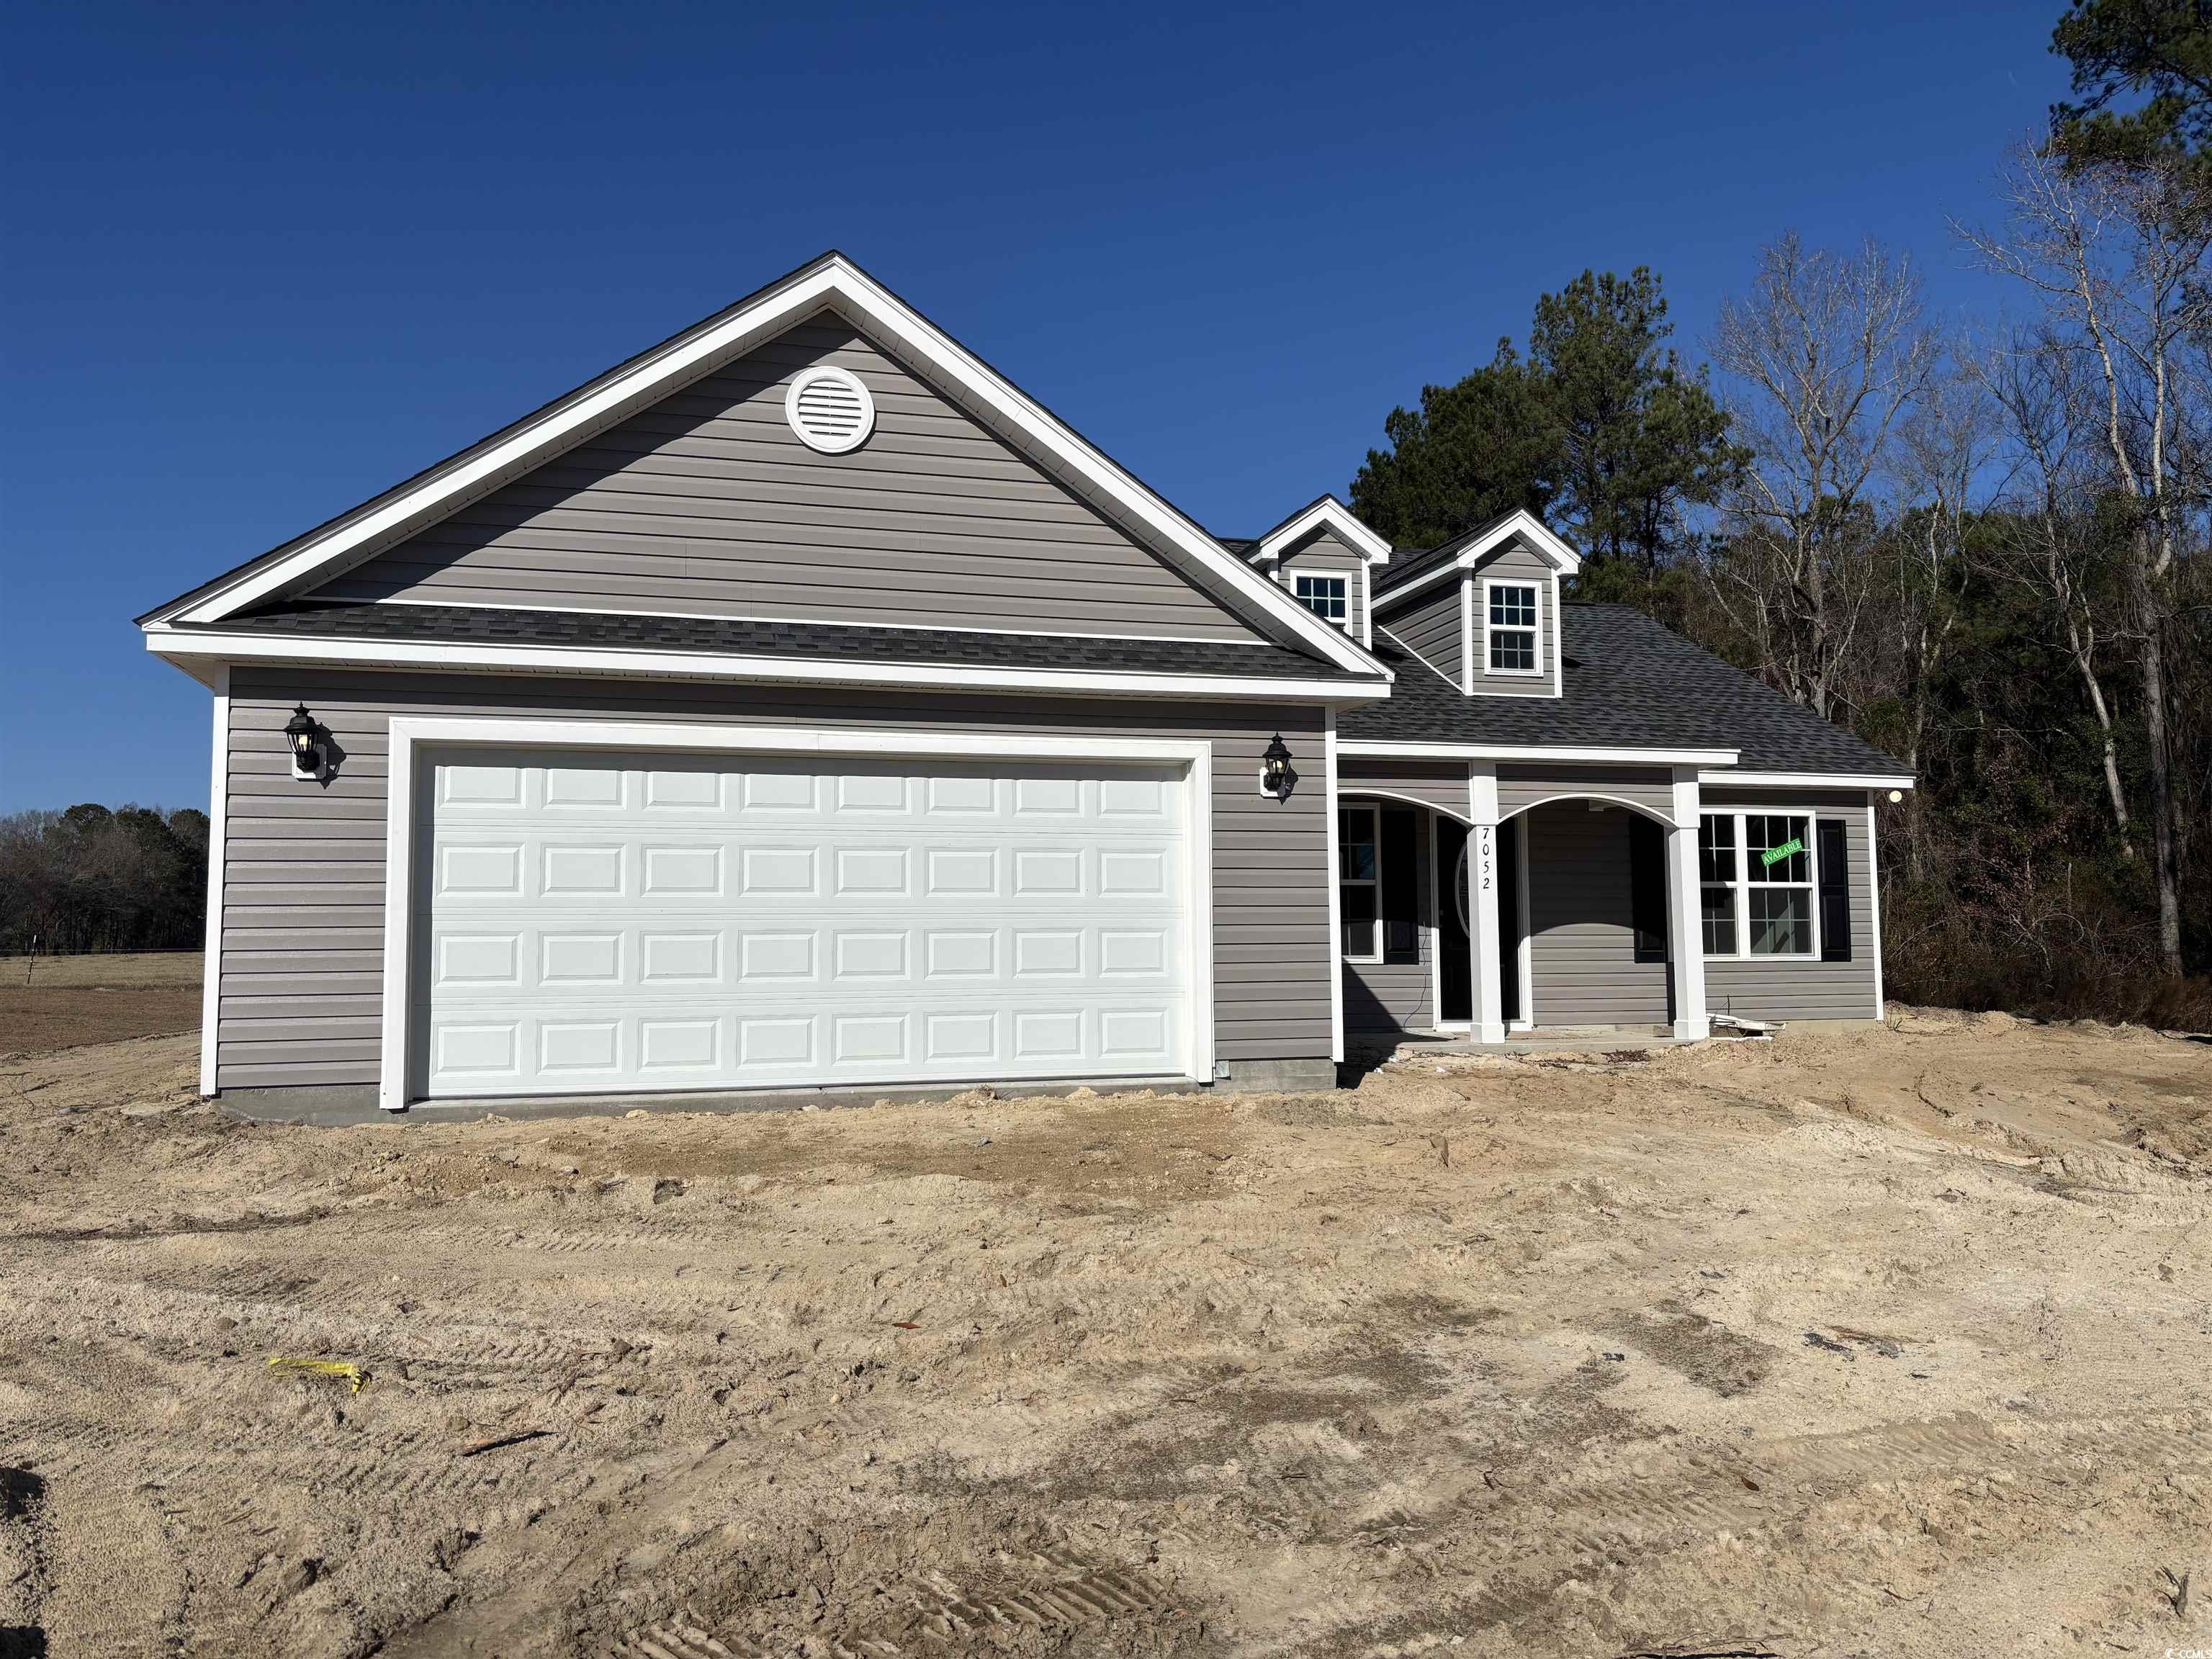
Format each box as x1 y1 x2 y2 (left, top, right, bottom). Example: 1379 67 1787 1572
1630 814 1669 963
1817 818 1851 962
1382 808 1419 963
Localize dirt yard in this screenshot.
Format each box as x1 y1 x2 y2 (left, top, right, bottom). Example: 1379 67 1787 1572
1 997 2208 1658
0 951 202 1051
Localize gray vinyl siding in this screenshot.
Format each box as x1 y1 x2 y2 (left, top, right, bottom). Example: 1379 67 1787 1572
314 318 1264 643
1340 800 1433 1034
1467 545 1557 697
1525 802 1670 1026
1378 580 1463 688
1499 763 1675 822
1701 787 1879 1022
1274 527 1365 644
214 668 1328 1092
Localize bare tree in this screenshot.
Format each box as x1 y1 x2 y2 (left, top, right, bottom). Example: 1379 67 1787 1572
1887 346 1997 878
1967 331 2138 858
1959 140 2212 975
1706 233 1940 722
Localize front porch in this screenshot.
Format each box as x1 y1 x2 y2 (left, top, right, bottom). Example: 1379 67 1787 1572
1332 758 1711 1050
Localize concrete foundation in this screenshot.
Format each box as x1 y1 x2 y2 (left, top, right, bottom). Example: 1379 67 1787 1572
1208 1057 1340 1094
219 1071 1236 1127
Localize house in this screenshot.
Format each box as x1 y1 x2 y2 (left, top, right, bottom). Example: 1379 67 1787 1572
138 253 1912 1116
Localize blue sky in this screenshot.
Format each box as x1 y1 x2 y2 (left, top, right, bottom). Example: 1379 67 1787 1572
3 1 2069 812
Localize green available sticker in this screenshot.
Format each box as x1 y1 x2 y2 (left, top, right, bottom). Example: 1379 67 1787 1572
1761 836 1804 868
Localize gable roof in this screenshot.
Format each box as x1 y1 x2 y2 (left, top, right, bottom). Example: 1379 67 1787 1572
1244 494 1392 565
1354 605 1911 778
138 253 1386 683
1373 508 1581 607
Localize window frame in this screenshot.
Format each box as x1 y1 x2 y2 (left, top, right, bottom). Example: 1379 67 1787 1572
1293 572 1349 629
1337 802 1382 963
1699 809 1822 961
1698 812 1739 957
1481 577 1543 677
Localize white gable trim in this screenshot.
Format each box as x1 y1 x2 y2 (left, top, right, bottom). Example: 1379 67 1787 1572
1374 510 1586 611
1251 496 1393 565
160 257 1383 680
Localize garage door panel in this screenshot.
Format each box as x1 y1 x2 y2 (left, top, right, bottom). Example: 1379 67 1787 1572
424 916 1177 996
414 995 1183 1094
415 749 1194 1098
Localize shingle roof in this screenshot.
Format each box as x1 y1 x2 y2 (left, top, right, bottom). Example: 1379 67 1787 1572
1350 605 1909 775
201 601 1380 683
1370 511 1518 600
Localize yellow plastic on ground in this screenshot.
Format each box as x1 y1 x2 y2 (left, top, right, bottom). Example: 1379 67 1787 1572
266 1356 367 1394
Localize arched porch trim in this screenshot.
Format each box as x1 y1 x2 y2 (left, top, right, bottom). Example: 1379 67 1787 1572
1339 787 1474 827
1499 793 1678 828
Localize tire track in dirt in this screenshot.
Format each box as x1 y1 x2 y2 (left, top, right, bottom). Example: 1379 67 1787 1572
609 1547 1178 1657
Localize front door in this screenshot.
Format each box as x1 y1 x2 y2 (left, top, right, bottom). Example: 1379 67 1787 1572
1437 820 1470 1022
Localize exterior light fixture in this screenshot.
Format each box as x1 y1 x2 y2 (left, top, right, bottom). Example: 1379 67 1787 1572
286 703 324 778
1888 789 1904 804
1261 732 1294 801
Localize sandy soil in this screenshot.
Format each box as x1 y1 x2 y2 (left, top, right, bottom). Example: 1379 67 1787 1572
0 1011 2207 1658
0 951 202 1051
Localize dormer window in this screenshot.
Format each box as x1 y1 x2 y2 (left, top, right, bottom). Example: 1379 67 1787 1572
1295 573 1349 629
1484 580 1541 675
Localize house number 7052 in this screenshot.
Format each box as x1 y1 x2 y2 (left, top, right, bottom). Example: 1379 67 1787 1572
1478 824 1493 891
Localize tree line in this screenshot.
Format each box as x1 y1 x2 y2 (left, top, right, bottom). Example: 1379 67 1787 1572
1351 0 2212 1023
0 804 210 956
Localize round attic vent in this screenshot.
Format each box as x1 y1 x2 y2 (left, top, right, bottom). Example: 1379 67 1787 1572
784 366 875 454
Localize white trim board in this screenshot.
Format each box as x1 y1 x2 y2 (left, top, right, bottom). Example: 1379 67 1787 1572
376 716 1220 1112
1699 770 1915 791
1323 709 1344 1065
1373 625 1457 692
1460 578 1475 694
199 666 230 1097
1866 796 1887 1019
1341 741 1739 765
1550 572 1563 698
152 255 1384 682
146 628 1386 705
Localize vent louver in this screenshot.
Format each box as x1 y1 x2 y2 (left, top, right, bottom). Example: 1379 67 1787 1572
784 366 876 454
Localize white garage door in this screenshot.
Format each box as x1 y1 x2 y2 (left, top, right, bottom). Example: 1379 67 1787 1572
411 747 1194 1098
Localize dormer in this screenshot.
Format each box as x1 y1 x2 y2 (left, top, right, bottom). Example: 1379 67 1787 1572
1241 495 1393 649
1367 509 1581 698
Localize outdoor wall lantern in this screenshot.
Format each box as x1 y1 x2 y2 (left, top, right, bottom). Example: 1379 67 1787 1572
1261 732 1295 801
286 703 325 779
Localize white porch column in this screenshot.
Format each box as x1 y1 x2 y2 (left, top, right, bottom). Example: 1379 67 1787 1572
1467 763 1506 1044
1668 767 1710 1041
